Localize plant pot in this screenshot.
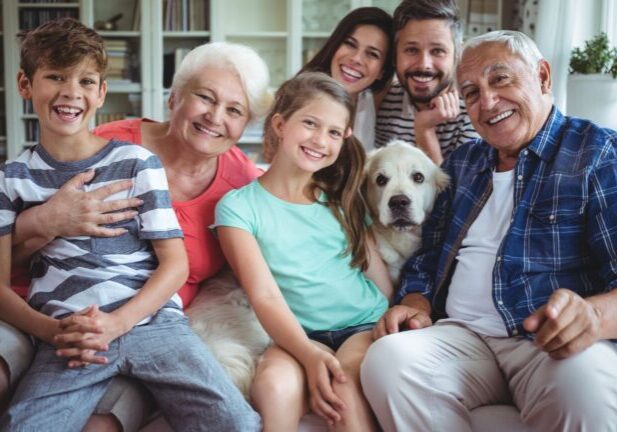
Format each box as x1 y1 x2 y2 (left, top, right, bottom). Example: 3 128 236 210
567 74 617 130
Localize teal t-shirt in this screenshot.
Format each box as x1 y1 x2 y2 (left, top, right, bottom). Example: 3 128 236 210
215 180 388 333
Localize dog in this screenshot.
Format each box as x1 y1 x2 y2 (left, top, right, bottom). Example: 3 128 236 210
364 140 450 283
185 269 270 398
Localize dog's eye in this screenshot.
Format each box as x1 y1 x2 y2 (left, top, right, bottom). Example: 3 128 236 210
376 174 389 186
412 173 425 183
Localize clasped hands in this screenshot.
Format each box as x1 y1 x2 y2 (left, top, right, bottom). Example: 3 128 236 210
373 288 602 359
51 305 125 368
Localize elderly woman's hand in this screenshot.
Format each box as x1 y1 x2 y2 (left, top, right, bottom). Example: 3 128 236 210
40 169 143 238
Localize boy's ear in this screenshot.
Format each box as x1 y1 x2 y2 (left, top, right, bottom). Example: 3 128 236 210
17 70 32 99
97 80 108 108
344 127 352 139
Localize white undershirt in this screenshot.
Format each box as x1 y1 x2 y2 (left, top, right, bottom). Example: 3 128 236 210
444 169 514 337
354 89 376 151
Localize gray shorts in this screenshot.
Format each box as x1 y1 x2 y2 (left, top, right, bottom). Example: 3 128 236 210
0 320 153 432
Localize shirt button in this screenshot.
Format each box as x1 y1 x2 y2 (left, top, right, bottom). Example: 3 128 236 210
523 150 528 156
549 214 555 221
512 329 519 336
496 256 502 262
517 174 523 181
497 300 504 305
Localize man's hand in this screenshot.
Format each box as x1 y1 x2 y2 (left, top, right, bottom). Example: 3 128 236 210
523 289 602 359
39 170 143 238
415 89 460 130
373 305 432 340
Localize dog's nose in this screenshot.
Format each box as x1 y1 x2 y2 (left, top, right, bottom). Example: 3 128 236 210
388 194 410 210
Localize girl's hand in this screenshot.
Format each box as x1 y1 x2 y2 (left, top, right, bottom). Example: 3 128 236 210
54 305 126 367
302 346 347 426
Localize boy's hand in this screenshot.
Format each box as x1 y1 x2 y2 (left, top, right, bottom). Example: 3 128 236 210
40 170 142 238
301 346 347 427
55 305 127 367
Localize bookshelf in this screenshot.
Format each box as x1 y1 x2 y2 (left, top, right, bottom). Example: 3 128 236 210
0 0 5 162
1 0 511 163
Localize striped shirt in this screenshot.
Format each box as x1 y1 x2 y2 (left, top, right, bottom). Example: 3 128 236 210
397 107 617 337
0 140 183 320
375 80 479 158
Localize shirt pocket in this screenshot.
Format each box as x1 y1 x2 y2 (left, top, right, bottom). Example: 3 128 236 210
527 174 586 268
90 219 142 254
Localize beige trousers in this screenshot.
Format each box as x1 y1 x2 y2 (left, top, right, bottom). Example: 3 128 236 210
361 322 617 432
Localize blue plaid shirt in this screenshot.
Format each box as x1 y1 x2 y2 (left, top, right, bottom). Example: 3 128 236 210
397 107 617 336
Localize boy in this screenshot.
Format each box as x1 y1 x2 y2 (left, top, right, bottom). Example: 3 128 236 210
0 18 260 431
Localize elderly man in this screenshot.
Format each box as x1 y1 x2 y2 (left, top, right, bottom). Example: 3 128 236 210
361 30 617 431
375 0 478 164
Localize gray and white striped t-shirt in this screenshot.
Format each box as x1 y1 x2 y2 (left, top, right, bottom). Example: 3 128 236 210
375 80 479 158
0 140 184 320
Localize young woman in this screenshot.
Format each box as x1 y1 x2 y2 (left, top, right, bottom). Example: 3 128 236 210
216 72 393 432
300 7 394 150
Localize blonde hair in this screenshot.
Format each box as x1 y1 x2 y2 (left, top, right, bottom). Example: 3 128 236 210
263 72 370 270
171 42 272 121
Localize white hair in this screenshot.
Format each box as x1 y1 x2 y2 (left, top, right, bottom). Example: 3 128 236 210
462 30 544 70
171 41 272 121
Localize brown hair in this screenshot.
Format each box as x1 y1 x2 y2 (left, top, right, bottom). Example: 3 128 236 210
393 0 462 55
18 17 107 81
263 72 369 270
299 7 394 93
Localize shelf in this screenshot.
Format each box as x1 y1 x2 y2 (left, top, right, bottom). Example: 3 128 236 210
17 3 79 8
302 32 331 38
99 30 141 38
225 31 287 39
106 81 141 93
163 31 210 38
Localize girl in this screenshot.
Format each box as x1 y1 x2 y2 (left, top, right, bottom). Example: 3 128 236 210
300 7 394 151
215 72 392 431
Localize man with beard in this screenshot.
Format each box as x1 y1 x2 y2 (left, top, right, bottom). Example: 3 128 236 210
375 0 478 165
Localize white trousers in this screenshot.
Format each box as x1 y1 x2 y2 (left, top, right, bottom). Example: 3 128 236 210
361 322 617 432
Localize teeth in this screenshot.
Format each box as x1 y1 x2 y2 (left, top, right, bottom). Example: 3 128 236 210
194 123 222 137
55 106 82 114
488 110 514 125
302 147 325 158
412 76 433 83
341 65 362 79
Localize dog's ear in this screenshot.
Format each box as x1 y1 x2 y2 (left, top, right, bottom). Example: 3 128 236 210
433 169 451 193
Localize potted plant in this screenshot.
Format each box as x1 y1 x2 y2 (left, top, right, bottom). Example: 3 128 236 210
567 32 617 129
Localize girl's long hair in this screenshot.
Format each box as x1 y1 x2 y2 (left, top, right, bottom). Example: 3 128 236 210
263 72 369 270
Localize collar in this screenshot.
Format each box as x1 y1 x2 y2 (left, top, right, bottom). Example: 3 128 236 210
472 105 564 174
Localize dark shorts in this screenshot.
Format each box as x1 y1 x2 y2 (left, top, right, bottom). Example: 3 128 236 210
307 322 375 351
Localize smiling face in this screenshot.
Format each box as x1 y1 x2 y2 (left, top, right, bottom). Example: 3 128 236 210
168 66 250 157
395 19 456 105
458 42 553 167
330 24 389 96
18 59 106 144
272 94 350 173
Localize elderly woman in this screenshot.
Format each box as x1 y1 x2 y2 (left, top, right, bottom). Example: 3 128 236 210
1 41 271 431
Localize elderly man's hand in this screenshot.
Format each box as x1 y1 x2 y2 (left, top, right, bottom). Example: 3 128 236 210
373 305 432 340
523 289 602 359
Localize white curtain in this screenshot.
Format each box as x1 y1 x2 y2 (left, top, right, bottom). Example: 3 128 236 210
533 0 576 112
